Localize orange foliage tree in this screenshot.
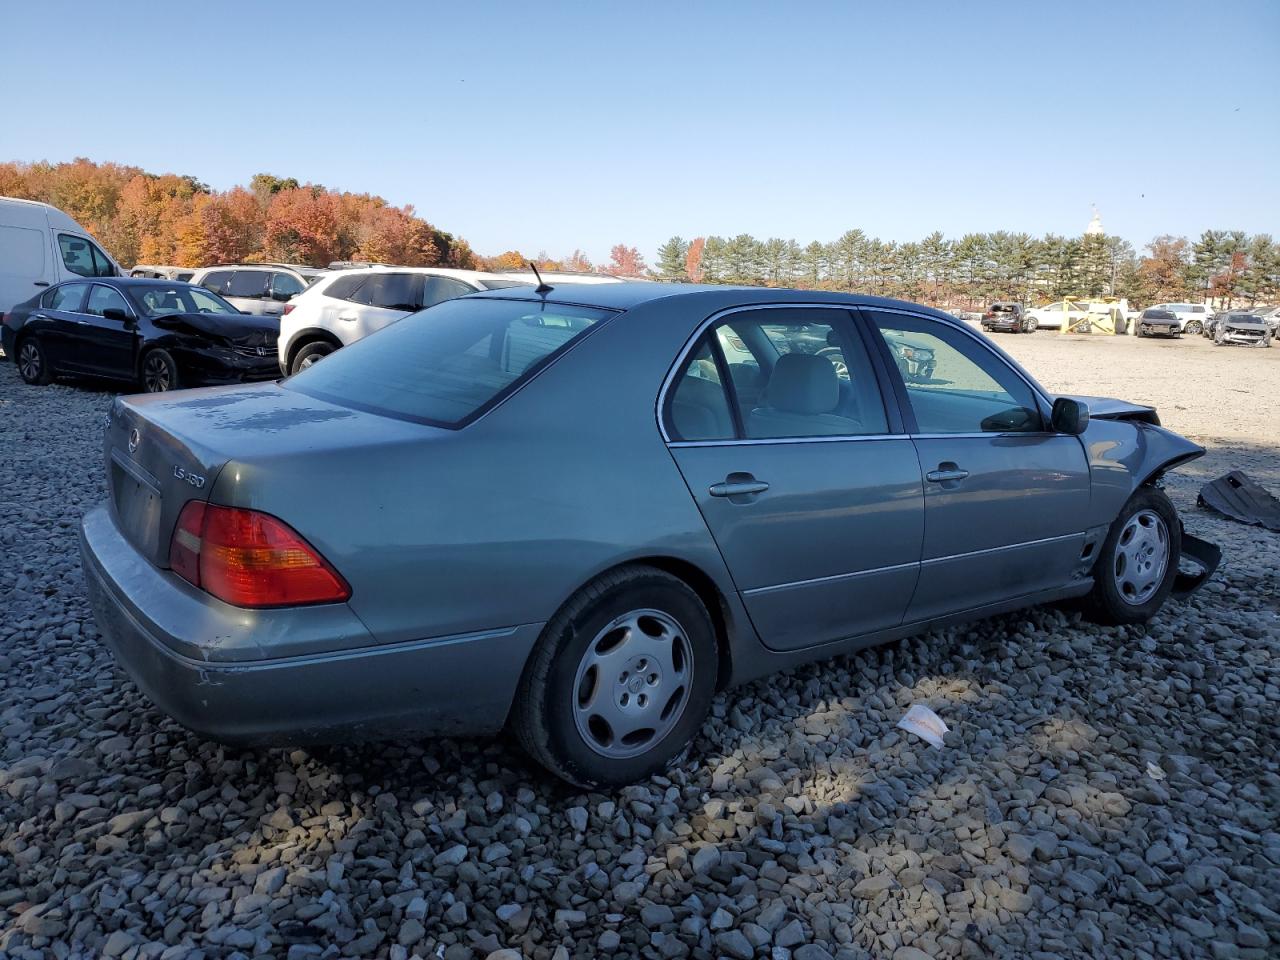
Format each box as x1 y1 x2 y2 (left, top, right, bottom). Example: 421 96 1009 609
0 158 474 270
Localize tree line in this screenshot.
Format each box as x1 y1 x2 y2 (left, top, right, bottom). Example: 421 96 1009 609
3 159 1274 308
0 159 476 270
647 230 1280 309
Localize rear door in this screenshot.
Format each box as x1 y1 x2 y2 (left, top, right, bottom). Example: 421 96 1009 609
664 307 924 651
342 272 423 343
36 281 91 370
866 310 1091 621
77 283 139 378
0 219 55 312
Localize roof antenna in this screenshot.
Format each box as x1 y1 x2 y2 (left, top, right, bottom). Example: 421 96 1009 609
529 261 553 295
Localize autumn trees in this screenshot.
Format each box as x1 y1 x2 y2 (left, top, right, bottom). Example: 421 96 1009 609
0 158 475 271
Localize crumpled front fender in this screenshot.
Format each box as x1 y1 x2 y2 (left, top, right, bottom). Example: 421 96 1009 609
1080 418 1204 528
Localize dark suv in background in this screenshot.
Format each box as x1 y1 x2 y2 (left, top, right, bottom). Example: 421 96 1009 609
981 301 1033 334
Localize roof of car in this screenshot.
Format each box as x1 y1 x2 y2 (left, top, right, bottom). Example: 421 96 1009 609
473 281 965 321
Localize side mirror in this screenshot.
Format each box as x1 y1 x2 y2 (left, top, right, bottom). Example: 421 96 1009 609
103 307 131 324
1051 397 1089 435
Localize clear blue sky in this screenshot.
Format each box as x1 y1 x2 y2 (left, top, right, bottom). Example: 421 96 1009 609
2 0 1276 263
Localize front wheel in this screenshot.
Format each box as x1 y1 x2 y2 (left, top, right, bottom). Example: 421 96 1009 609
1184 320 1203 336
511 566 718 787
16 337 52 385
1080 487 1181 626
140 349 179 393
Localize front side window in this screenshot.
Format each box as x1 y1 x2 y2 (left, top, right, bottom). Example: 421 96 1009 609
132 285 237 316
287 298 614 427
227 270 270 299
49 282 90 311
422 276 478 308
58 234 113 277
85 285 130 317
870 313 1043 434
348 272 421 310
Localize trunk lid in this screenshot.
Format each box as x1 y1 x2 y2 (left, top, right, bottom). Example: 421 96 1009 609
103 382 433 567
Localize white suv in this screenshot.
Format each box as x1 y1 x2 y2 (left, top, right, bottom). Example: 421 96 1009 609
278 267 528 374
1147 302 1212 335
190 264 327 317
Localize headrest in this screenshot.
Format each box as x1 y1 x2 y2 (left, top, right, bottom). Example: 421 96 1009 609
767 353 839 414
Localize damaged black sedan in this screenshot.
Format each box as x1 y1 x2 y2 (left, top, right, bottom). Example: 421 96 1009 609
2 278 279 392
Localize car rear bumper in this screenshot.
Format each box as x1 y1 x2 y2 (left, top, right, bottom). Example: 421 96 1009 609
1140 324 1179 336
79 504 541 744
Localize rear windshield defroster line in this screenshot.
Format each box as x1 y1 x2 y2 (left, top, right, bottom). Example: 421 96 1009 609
284 297 617 429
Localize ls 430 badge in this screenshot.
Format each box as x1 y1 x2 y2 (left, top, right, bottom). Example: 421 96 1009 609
173 466 206 489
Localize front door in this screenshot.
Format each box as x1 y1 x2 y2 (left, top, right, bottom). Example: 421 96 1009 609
77 284 138 378
665 307 924 652
866 310 1091 622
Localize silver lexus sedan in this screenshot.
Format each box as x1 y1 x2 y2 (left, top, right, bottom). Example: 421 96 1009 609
81 284 1219 786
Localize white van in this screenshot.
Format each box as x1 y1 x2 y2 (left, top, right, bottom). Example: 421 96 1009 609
0 197 124 316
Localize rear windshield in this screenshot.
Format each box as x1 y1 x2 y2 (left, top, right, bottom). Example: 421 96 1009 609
286 297 615 427
990 304 1017 313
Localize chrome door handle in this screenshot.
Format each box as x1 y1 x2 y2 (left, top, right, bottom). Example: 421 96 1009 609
925 467 969 483
709 479 770 498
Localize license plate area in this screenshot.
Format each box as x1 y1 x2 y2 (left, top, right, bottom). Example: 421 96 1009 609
110 451 163 559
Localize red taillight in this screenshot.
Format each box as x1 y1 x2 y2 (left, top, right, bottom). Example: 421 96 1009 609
282 304 295 315
169 502 350 608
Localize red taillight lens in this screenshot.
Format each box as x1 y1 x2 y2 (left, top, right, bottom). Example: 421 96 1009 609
282 303 295 315
169 502 350 608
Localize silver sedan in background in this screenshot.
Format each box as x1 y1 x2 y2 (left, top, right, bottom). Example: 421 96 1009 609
81 284 1219 786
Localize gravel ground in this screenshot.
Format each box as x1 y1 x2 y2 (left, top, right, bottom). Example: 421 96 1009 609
1 332 1277 960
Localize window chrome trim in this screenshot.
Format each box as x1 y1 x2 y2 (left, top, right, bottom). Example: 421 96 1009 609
656 301 892 445
669 433 904 449
921 532 1081 566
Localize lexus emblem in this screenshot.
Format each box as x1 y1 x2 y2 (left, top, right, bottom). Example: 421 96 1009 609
128 428 140 453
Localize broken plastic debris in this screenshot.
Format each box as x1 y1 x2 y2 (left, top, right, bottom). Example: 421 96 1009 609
1146 761 1166 780
897 704 949 749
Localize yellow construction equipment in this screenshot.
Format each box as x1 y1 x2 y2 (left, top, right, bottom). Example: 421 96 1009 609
1056 297 1130 335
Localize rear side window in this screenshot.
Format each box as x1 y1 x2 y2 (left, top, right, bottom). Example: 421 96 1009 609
49 282 90 311
323 274 367 301
667 338 735 441
348 272 421 310
227 270 270 298
287 298 613 427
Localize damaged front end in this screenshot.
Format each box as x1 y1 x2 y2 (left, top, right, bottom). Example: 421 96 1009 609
1064 394 1222 600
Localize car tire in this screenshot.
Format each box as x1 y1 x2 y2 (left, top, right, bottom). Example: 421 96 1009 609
1080 486 1181 626
140 348 179 393
291 341 335 374
511 565 719 787
1135 326 1144 338
15 336 52 385
1184 320 1202 336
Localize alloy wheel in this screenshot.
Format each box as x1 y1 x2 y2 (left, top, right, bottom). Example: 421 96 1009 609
18 342 41 381
143 354 171 392
1184 320 1202 335
1112 509 1169 605
571 608 693 759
